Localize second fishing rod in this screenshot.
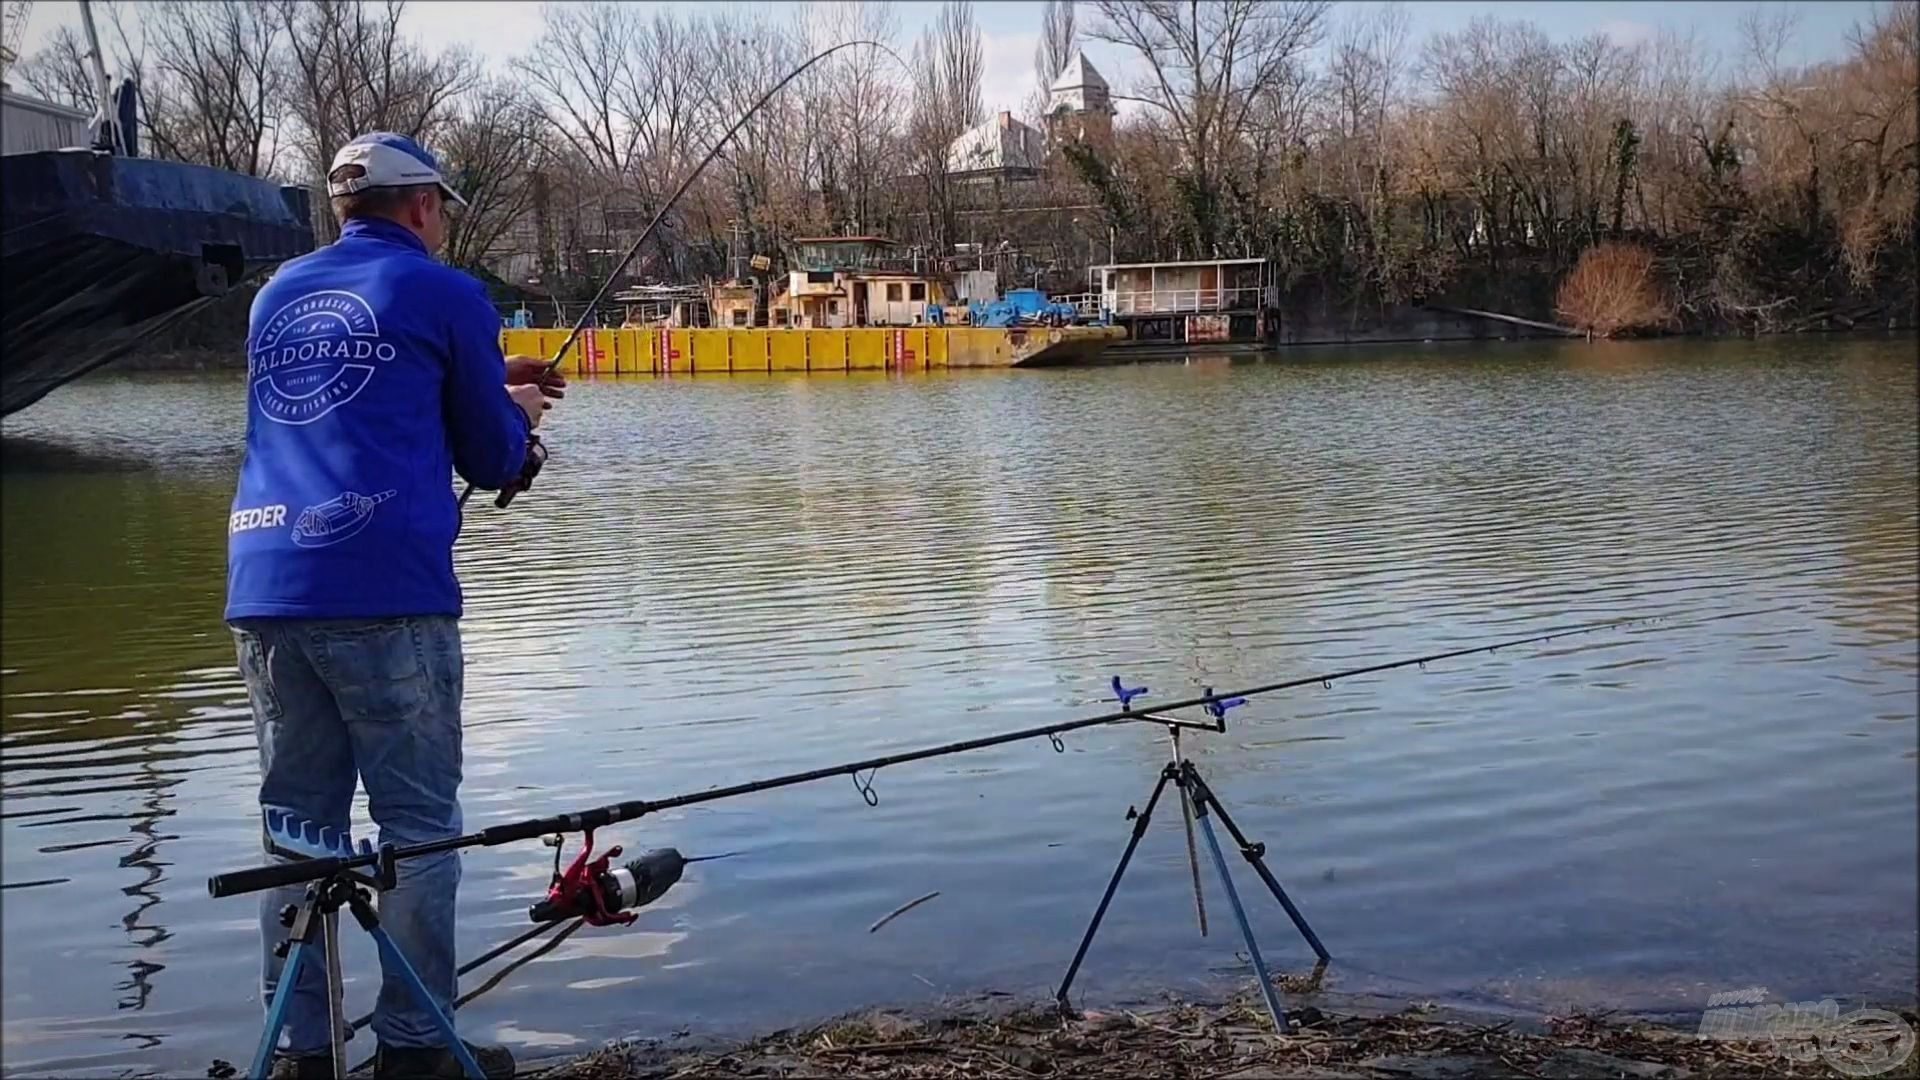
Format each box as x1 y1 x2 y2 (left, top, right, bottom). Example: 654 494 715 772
207 615 1652 900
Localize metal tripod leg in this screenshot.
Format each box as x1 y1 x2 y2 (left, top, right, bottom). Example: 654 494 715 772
346 887 487 1080
1190 794 1290 1035
1168 726 1208 937
1054 764 1177 1009
1184 768 1330 963
251 887 324 1080
250 940 309 1080
323 911 349 1080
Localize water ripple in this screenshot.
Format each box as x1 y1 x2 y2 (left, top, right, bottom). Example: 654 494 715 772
1 337 1915 1077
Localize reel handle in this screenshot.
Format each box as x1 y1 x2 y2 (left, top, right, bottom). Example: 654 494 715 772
494 434 548 509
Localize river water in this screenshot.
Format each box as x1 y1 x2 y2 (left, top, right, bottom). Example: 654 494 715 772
2 336 1915 1077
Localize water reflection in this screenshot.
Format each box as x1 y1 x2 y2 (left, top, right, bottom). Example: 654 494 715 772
114 754 175 1013
1 335 1914 1077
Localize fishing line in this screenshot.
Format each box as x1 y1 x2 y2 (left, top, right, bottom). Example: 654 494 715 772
460 38 910 511
341 918 579 1037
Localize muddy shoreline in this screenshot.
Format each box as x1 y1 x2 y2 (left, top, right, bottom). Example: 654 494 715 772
526 988 1920 1080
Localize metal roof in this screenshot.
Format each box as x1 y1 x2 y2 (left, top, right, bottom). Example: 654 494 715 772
1093 258 1269 270
789 235 896 245
1048 51 1108 93
947 112 1047 176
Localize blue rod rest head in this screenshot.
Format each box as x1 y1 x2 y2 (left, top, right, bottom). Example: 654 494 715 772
1203 686 1247 720
1111 675 1148 709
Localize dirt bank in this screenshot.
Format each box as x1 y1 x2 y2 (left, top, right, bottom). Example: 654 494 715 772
534 992 1920 1080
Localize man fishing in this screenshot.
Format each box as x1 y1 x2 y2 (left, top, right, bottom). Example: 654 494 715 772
225 131 563 1079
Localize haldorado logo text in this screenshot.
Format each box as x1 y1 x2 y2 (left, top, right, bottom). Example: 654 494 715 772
249 290 396 424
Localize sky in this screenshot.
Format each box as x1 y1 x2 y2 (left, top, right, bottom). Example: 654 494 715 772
12 0 1887 119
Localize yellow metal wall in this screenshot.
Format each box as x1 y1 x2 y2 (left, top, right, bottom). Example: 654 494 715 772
770 332 807 371
848 331 885 370
807 330 848 371
630 328 657 374
732 332 770 372
502 326 1090 375
689 329 730 373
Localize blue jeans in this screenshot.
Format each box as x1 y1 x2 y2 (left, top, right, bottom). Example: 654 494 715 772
232 616 465 1054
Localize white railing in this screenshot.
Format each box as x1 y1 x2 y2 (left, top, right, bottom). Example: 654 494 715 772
1053 292 1102 315
1104 285 1266 315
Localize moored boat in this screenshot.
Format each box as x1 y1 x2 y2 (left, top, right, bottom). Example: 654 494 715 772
0 1 315 417
503 233 1123 373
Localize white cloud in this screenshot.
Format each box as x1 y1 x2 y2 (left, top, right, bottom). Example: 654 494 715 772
397 1 547 70
979 28 1044 119
1597 18 1657 47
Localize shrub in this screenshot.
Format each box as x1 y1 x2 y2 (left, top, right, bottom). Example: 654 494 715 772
1555 242 1673 338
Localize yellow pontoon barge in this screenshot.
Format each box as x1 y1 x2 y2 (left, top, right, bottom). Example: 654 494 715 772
498 324 1123 376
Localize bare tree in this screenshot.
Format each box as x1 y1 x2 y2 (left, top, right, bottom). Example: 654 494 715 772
513 3 642 180
514 2 720 280
139 0 288 176
16 1 139 111
1828 1 1918 286
1634 28 1723 237
695 13 806 277
17 25 96 108
798 0 905 235
1738 7 1823 232
1558 33 1642 245
938 0 984 133
1033 0 1076 97
908 1 986 252
273 0 474 199
439 79 541 274
1323 3 1411 273
1089 0 1332 250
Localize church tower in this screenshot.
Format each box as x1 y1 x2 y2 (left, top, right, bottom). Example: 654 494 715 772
1045 50 1114 152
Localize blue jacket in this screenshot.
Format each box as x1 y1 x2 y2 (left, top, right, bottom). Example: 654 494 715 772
224 217 530 621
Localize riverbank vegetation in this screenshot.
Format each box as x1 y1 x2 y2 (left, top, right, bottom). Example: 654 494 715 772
1556 243 1675 338
20 0 1914 335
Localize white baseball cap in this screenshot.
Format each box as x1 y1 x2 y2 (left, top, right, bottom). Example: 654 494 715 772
327 132 468 207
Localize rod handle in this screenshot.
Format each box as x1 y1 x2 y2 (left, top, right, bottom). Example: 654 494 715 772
478 803 642 846
207 856 345 898
480 817 572 845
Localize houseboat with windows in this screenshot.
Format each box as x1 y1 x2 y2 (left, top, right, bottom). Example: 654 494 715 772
772 235 951 328
1090 257 1279 351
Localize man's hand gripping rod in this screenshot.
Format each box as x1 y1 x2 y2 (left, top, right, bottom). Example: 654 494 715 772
458 38 898 513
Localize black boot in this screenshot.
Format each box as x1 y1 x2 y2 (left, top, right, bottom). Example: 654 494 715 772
372 1040 514 1079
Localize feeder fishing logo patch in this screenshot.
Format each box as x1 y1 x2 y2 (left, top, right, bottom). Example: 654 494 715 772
249 290 396 425
291 490 397 548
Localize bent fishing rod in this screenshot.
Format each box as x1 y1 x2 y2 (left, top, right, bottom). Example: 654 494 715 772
208 615 1650 899
462 38 902 512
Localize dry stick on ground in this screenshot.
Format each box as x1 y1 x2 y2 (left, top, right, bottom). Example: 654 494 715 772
869 891 942 933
